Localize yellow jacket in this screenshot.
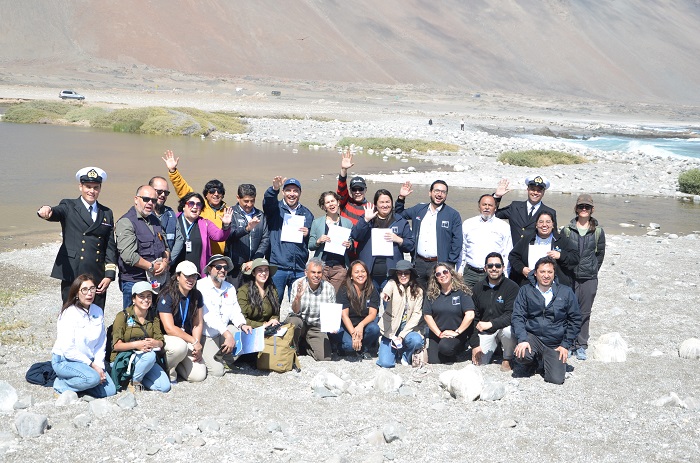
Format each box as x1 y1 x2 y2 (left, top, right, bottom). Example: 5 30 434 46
168 169 228 255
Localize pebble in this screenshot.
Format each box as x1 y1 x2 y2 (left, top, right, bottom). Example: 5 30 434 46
197 419 220 433
73 413 92 428
55 390 79 406
682 397 700 410
365 429 386 445
591 332 629 362
653 392 683 407
398 385 414 397
14 412 49 438
313 386 338 398
480 380 507 401
382 421 406 443
499 419 518 428
267 421 282 433
678 338 700 360
374 370 402 393
440 365 483 401
89 398 115 417
116 392 137 410
145 445 161 456
628 293 643 302
0 381 18 412
190 437 206 447
13 395 34 410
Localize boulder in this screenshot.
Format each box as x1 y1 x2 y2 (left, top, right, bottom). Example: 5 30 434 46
0 381 18 412
55 390 79 406
440 365 483 401
382 421 406 443
311 371 347 395
678 338 700 360
480 380 507 401
374 371 402 393
591 332 629 362
14 412 49 438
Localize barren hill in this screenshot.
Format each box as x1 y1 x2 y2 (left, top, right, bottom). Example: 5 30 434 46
1 0 699 104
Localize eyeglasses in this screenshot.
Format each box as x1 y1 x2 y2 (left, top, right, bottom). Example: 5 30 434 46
213 264 228 270
155 189 170 197
79 286 97 295
138 196 157 204
486 263 503 269
207 188 224 195
186 201 203 209
576 204 593 211
432 189 447 195
435 269 450 278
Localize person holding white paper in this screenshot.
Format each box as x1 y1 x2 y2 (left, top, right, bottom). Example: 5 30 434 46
508 211 579 288
333 261 381 359
263 176 314 302
309 191 353 291
352 189 414 291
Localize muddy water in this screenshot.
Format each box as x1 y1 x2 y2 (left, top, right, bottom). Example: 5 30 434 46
1 122 699 251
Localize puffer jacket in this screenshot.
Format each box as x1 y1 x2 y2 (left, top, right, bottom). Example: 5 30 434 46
562 218 605 281
511 272 581 349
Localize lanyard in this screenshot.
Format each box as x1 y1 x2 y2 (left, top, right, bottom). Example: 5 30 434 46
181 216 196 240
179 297 190 329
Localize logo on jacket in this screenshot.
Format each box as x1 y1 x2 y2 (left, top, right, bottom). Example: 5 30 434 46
554 246 561 252
391 226 398 233
496 296 504 304
441 221 449 228
452 296 460 305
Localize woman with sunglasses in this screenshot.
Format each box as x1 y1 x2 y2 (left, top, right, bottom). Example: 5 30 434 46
309 191 353 292
174 192 234 275
508 210 579 288
238 258 281 329
352 189 414 291
110 281 169 392
51 274 116 397
335 260 381 359
560 194 605 361
377 260 425 368
158 261 207 383
423 263 476 364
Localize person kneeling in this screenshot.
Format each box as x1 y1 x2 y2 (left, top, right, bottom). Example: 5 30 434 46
512 256 581 384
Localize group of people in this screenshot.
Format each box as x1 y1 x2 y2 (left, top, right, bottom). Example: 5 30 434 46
40 149 605 396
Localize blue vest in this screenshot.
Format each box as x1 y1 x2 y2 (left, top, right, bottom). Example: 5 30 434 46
118 207 167 282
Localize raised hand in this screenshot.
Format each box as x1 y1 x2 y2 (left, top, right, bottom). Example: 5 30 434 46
340 148 354 175
363 203 378 222
399 181 413 198
221 206 234 226
272 176 286 191
162 150 179 173
495 178 511 198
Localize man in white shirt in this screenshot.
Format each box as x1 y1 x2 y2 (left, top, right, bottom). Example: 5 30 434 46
458 194 513 289
197 254 252 376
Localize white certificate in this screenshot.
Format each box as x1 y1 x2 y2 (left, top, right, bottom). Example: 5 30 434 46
528 244 551 270
320 303 342 333
324 224 351 256
371 228 394 256
281 213 305 243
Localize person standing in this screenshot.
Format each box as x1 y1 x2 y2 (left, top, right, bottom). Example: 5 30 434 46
561 194 606 361
149 175 184 264
494 176 558 245
395 180 462 288
115 185 170 309
460 118 465 131
37 167 117 309
309 191 353 291
336 149 367 261
263 176 314 302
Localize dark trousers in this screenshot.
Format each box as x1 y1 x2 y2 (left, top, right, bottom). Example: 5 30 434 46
414 258 437 290
574 278 598 349
461 266 485 290
285 315 331 361
61 279 107 309
516 332 566 385
427 331 468 364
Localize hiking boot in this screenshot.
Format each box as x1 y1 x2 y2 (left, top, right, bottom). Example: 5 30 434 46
576 347 587 361
500 360 512 372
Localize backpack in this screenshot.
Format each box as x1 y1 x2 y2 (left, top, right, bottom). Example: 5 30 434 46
562 226 602 253
257 323 300 373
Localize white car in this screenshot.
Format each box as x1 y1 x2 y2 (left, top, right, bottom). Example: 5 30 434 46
59 90 85 100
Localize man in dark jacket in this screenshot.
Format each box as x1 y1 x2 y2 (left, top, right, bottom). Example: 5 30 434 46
470 252 520 371
37 167 117 309
512 256 581 385
263 176 314 302
493 175 558 246
395 180 462 288
225 183 270 288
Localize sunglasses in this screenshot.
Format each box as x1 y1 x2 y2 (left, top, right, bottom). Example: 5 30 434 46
186 201 203 209
213 264 228 270
576 204 593 211
138 196 157 204
79 286 97 295
396 270 412 276
486 263 503 269
351 188 365 193
207 188 224 195
155 189 170 197
435 269 450 278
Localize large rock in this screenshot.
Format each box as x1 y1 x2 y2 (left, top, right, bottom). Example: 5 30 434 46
678 338 700 360
0 381 18 412
480 380 507 401
55 390 79 406
14 412 49 438
440 365 483 401
311 371 347 395
591 332 629 362
374 371 402 393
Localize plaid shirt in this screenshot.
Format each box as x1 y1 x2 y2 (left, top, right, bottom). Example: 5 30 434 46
290 277 336 327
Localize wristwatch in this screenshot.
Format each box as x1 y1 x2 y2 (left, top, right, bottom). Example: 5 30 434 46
148 263 155 273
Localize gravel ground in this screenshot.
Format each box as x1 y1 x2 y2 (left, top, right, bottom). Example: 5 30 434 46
1 232 699 462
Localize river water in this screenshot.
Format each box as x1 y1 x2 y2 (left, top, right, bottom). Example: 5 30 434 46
1 121 699 251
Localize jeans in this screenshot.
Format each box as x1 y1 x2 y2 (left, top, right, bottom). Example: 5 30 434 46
52 354 116 398
119 280 135 309
376 332 424 368
272 268 305 303
336 319 380 355
130 351 171 392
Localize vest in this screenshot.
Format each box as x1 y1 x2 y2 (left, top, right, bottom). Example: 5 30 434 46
118 206 167 282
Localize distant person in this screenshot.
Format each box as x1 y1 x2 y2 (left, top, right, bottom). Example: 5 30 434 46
285 258 335 361
309 191 353 291
224 183 270 288
460 118 465 131
163 149 229 255
428 119 433 125
263 176 314 302
469 252 519 371
149 175 184 264
494 176 558 245
561 194 606 361
352 189 414 291
508 211 578 288
37 167 117 309
457 194 513 289
115 185 170 309
395 180 462 288
336 149 368 260
51 274 116 398
512 256 581 385
377 260 425 368
423 263 476 364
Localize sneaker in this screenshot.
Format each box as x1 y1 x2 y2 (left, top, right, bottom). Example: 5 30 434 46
400 357 410 366
361 351 372 361
576 347 587 361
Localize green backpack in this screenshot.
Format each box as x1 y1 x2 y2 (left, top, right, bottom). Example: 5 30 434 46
257 323 301 373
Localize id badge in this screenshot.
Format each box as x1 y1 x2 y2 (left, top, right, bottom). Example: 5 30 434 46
185 240 192 252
